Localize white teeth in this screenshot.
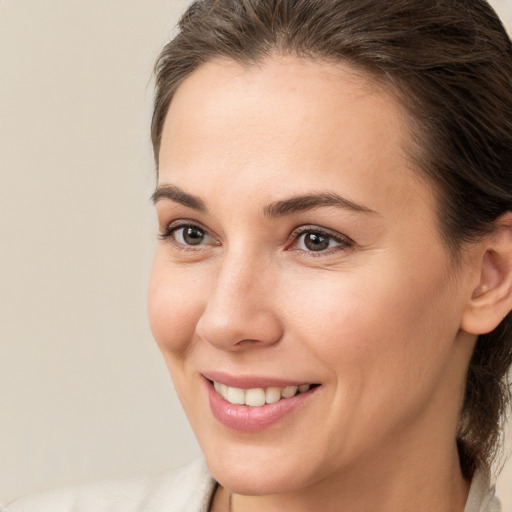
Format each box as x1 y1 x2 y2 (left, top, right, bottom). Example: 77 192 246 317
226 386 245 405
245 388 266 407
213 381 313 406
214 381 226 397
265 387 281 404
281 385 298 398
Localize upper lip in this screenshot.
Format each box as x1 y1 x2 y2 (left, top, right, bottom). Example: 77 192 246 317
201 371 319 389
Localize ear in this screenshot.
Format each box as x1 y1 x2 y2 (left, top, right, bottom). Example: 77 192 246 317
461 213 512 335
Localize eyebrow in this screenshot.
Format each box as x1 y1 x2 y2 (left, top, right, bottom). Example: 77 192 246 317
263 192 377 217
152 184 377 217
152 184 207 211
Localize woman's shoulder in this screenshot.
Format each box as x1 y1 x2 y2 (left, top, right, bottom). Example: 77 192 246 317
4 458 216 512
465 470 502 512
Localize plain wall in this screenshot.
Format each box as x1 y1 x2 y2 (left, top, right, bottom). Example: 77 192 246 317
0 0 511 508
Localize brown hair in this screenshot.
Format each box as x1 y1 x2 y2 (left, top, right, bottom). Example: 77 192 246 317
152 0 512 479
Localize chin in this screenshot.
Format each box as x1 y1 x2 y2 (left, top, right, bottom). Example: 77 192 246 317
199 436 330 496
206 456 311 496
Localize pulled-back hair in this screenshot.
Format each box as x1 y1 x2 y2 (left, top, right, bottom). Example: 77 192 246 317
152 0 512 479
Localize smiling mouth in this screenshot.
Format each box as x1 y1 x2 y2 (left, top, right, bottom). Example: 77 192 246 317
212 380 320 407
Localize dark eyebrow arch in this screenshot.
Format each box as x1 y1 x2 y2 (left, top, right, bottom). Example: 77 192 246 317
264 192 377 217
151 184 207 212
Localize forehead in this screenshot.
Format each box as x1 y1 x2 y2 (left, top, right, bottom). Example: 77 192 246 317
162 56 406 150
158 56 432 219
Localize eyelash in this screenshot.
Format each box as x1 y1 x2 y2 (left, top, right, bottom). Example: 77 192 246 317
159 221 355 255
289 226 355 256
159 221 217 252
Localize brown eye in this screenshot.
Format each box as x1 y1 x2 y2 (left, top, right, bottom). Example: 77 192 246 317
181 226 205 245
170 225 213 246
303 232 330 251
292 228 353 254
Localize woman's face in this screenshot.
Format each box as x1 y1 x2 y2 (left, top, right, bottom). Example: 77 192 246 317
149 57 477 496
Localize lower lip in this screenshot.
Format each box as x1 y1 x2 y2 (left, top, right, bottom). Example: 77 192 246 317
204 378 319 432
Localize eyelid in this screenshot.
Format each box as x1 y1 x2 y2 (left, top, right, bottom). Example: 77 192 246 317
159 219 220 248
287 225 355 254
158 220 354 255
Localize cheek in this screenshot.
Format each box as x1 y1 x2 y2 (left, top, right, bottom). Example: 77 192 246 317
283 258 459 384
148 257 205 357
281 262 461 452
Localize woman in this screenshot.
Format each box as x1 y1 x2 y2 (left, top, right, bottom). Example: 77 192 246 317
6 0 512 511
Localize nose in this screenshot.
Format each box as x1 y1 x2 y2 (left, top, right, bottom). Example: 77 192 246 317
195 252 283 351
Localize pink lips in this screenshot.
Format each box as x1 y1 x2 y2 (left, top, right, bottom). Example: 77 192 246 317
202 372 319 432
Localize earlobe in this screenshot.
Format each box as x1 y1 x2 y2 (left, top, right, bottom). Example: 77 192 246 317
461 213 512 335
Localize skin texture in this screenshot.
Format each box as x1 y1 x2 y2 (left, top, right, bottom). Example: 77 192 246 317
148 57 511 511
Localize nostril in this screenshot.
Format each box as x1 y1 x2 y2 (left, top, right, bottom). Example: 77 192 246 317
235 338 260 346
196 308 284 351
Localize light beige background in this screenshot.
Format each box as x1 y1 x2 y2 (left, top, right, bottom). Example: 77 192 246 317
0 0 511 508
